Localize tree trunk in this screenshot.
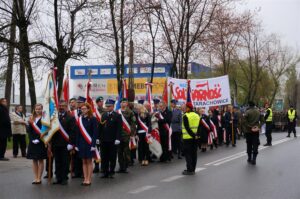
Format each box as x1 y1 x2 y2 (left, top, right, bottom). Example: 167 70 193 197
19 57 26 113
19 25 36 109
4 4 16 109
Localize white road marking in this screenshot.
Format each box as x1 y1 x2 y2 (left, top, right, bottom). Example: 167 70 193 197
128 185 157 194
161 175 184 182
195 167 206 172
205 137 291 166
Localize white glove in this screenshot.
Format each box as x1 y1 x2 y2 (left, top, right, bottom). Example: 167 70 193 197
114 140 120 145
32 139 39 144
96 139 100 145
90 147 96 151
67 144 74 151
75 147 79 151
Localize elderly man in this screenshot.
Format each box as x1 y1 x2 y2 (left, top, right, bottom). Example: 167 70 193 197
10 105 27 158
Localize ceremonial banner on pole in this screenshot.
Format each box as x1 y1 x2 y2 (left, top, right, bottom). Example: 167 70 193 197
167 75 231 107
40 71 60 143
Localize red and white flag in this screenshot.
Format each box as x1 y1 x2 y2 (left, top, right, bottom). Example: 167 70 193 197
117 109 131 135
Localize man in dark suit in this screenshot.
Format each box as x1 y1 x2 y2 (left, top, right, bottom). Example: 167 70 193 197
170 99 182 159
99 99 122 178
156 101 172 162
52 100 78 185
0 98 12 161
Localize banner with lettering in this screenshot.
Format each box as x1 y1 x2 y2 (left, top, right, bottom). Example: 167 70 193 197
168 75 231 107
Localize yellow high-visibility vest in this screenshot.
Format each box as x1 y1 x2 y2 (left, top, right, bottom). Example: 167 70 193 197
288 109 296 122
182 112 200 140
266 108 273 122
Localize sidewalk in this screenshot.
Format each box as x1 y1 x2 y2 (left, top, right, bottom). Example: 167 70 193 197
0 149 32 173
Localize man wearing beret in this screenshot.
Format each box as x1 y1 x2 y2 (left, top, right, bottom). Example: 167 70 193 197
116 98 136 173
93 96 107 173
99 99 122 178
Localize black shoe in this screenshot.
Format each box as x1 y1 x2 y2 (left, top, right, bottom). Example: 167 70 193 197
251 159 256 165
287 135 290 137
13 155 17 158
52 181 62 185
232 144 236 147
116 170 128 174
0 157 9 161
108 174 114 179
60 180 68 185
263 143 269 146
100 174 109 178
294 135 297 138
93 168 99 173
247 159 252 163
178 156 182 159
182 170 195 175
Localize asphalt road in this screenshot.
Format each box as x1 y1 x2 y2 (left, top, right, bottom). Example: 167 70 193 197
1 130 300 199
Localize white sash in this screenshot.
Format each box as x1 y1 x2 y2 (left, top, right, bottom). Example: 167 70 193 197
117 109 131 135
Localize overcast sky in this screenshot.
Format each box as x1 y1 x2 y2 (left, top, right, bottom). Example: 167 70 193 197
239 0 300 49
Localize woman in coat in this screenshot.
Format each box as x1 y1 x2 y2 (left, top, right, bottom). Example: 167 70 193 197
77 103 98 185
27 104 47 184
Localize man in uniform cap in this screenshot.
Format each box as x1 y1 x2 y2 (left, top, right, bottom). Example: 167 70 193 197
93 96 106 173
153 98 160 112
138 99 145 105
170 99 182 159
116 98 136 173
263 103 273 146
99 99 122 178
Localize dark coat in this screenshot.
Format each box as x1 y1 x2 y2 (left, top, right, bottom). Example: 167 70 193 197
171 108 182 132
99 111 122 142
52 112 78 148
157 108 172 135
77 116 98 159
27 118 47 160
0 104 12 139
136 112 151 134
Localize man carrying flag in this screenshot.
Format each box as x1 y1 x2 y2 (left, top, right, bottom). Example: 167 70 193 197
51 100 78 185
116 98 136 173
93 96 106 173
156 101 172 162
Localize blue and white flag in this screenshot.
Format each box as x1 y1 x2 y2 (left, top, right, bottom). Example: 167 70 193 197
41 71 60 143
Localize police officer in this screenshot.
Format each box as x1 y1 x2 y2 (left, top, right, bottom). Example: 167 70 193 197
264 103 273 146
182 102 200 175
117 98 136 173
287 105 297 138
52 100 77 185
99 99 122 178
244 101 261 165
93 96 106 173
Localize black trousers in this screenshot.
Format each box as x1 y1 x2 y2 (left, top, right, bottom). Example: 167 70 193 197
13 134 26 156
218 127 223 144
246 133 259 156
137 133 150 161
53 146 69 182
226 126 237 145
288 122 296 136
117 140 130 170
73 151 82 177
101 142 117 175
183 139 198 172
171 131 182 155
265 122 272 144
159 131 170 161
0 137 8 158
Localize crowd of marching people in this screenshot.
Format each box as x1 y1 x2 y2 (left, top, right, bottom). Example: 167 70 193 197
0 96 298 185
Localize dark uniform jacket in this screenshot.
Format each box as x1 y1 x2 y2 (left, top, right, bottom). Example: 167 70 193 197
243 107 261 134
157 108 172 135
51 111 78 148
99 111 122 142
0 104 12 139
